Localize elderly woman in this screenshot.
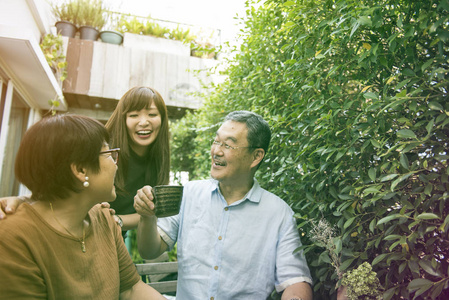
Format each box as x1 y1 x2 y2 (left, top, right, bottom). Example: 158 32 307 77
0 115 165 300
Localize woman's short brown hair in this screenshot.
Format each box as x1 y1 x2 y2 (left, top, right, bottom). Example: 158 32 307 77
15 114 109 201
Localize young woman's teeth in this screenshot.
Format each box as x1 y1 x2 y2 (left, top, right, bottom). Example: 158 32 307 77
137 130 152 136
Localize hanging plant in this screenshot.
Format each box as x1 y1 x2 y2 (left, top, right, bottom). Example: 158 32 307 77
40 33 67 86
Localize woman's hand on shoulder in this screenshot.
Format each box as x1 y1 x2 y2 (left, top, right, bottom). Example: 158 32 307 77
99 202 122 226
134 185 156 217
0 196 28 219
100 202 117 216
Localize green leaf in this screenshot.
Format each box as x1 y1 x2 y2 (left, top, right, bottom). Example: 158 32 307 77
440 214 449 232
372 253 388 266
370 139 381 148
428 101 443 110
283 21 295 27
357 16 372 26
421 59 433 72
344 217 355 229
391 173 412 191
419 260 441 277
425 119 435 134
408 278 433 292
396 89 407 98
339 257 355 272
383 287 398 300
381 174 399 182
431 280 447 299
338 194 353 200
384 234 402 241
368 167 376 181
424 184 433 196
334 237 342 254
319 251 331 264
369 219 376 233
363 92 378 99
416 213 440 220
400 153 409 170
403 68 416 77
377 214 406 225
408 260 420 275
389 240 401 251
397 129 417 139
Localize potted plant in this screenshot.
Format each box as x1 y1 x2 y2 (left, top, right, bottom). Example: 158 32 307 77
77 0 108 41
99 13 124 45
51 0 79 38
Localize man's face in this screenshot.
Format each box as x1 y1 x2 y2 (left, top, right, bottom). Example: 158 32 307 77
210 120 255 185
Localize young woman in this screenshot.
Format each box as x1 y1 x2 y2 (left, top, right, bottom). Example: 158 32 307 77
0 86 170 238
0 115 165 299
106 86 170 236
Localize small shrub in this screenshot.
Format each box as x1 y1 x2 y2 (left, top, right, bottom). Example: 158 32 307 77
342 262 382 300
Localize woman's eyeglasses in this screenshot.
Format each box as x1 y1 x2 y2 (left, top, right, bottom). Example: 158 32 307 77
99 148 120 164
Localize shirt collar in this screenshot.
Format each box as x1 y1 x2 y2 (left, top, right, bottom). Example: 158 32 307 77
210 178 263 204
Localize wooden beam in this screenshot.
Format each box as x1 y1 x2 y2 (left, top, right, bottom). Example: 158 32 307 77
136 262 178 275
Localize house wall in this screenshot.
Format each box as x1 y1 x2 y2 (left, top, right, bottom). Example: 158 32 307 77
63 33 220 113
0 0 53 41
0 0 56 196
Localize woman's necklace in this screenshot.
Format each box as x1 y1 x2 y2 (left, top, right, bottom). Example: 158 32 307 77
49 202 86 253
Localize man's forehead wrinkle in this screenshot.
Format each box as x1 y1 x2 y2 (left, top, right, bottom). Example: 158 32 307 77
216 130 238 143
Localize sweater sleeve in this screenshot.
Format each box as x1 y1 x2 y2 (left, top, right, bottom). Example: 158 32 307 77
0 213 47 299
101 207 141 293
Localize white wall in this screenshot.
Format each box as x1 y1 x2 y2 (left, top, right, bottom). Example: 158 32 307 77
0 0 53 43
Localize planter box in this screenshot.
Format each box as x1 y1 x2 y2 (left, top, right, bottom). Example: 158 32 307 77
123 32 190 57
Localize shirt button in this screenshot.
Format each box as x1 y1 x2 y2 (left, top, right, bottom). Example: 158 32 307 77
224 207 229 211
214 266 218 270
218 236 222 240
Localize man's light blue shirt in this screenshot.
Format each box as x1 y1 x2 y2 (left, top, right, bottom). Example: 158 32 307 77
157 179 312 300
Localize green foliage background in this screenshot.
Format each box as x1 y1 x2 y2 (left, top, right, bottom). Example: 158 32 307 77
170 0 449 299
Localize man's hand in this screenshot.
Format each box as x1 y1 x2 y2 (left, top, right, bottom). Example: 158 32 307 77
134 185 156 217
0 196 26 219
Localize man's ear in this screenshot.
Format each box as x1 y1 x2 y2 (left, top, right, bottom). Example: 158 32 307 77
251 149 265 169
70 163 87 183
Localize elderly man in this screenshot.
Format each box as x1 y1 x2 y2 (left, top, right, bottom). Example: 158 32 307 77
135 111 313 300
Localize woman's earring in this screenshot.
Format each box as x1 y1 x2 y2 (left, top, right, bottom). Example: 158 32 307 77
83 176 89 188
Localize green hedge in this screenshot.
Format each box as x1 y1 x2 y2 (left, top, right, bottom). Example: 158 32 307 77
171 0 449 299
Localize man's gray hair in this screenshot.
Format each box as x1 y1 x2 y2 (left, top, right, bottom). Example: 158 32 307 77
224 111 271 154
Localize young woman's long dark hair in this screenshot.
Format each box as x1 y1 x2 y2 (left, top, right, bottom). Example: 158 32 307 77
106 86 170 194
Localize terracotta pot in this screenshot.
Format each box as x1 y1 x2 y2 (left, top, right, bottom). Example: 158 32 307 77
79 25 99 41
55 20 77 38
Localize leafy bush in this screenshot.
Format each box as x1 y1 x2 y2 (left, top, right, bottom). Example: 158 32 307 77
171 0 449 299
